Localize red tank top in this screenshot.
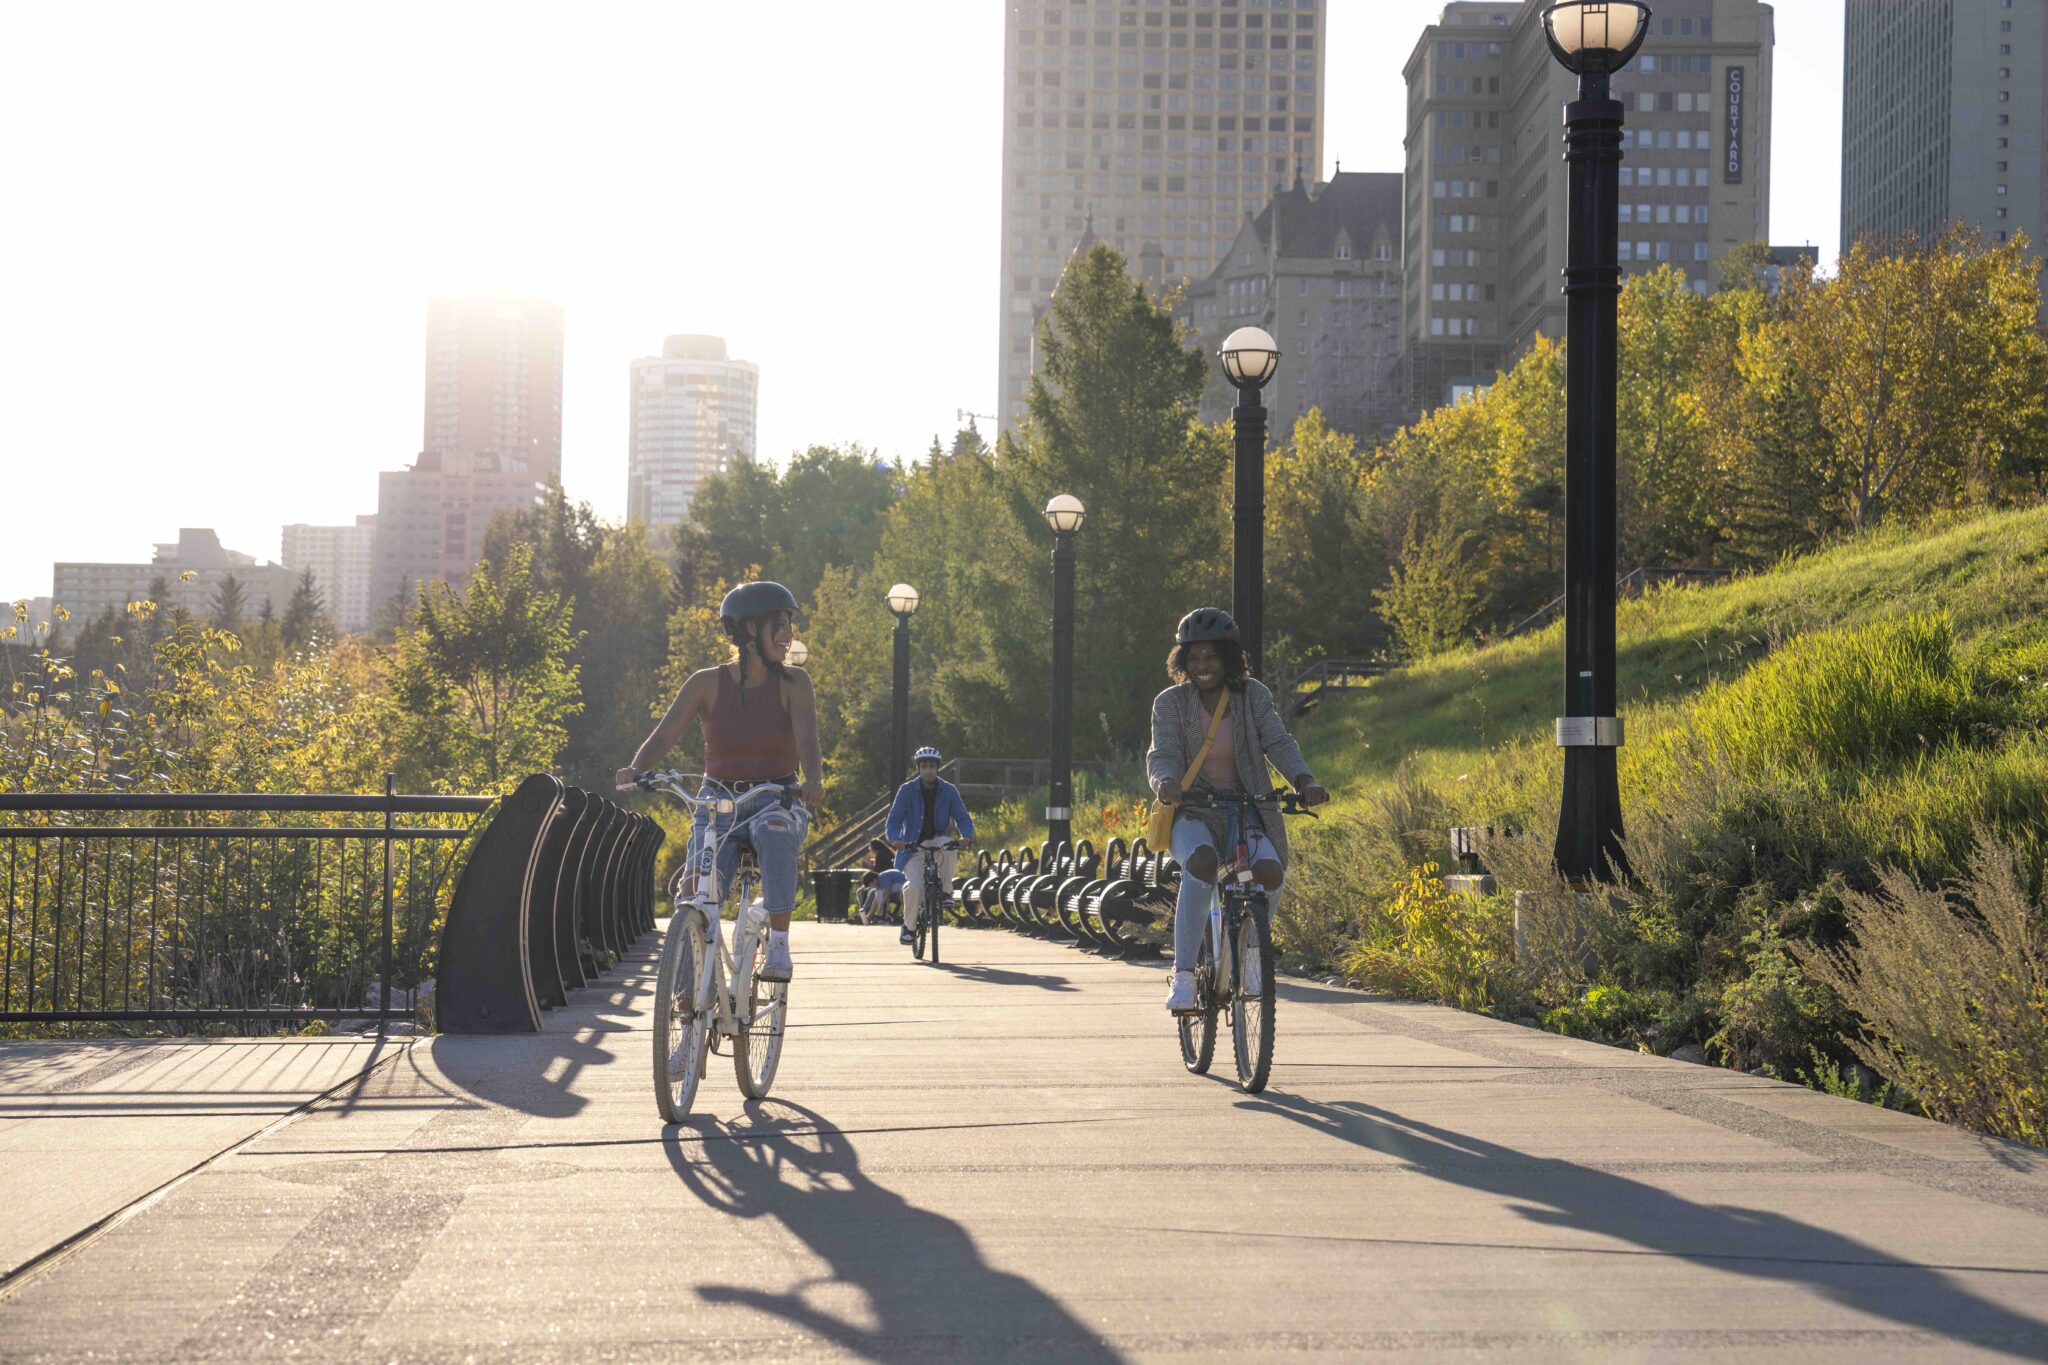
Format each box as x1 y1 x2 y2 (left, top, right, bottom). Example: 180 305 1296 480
701 666 799 781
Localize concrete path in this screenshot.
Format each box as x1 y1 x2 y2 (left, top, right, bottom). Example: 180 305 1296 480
0 1036 398 1280
3 922 2047 1361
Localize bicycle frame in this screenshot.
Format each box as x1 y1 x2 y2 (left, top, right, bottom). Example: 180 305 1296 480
648 775 795 1039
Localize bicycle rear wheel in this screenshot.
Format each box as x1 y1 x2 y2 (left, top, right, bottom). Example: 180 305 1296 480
735 932 787 1100
1230 903 1276 1094
653 913 711 1121
1178 936 1218 1074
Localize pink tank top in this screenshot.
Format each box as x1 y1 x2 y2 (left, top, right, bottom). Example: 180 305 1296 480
1199 699 1238 788
701 667 799 781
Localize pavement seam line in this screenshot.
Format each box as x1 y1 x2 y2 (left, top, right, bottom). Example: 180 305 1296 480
0 1037 415 1303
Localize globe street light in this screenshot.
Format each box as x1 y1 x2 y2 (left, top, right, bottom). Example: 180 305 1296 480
886 584 919 785
1219 326 1280 679
1542 1 1650 884
785 639 810 668
1043 494 1085 850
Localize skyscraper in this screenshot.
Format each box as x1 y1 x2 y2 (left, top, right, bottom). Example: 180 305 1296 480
996 0 1329 428
1842 0 2044 251
371 296 564 604
1402 0 1774 407
626 335 760 535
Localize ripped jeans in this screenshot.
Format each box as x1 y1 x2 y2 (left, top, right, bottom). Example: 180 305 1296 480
1170 804 1278 973
689 786 809 914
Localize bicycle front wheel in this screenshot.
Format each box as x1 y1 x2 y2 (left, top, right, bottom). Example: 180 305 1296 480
1230 904 1277 1093
654 913 711 1122
1178 935 1218 1075
734 932 788 1100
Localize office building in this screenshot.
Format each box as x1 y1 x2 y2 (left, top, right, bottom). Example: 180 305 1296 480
997 0 1330 427
54 529 290 625
1178 170 1407 438
1843 0 2044 251
372 296 563 603
1402 0 1774 406
627 335 760 535
281 516 377 634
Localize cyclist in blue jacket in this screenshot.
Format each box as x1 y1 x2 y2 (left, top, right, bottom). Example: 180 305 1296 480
885 746 976 946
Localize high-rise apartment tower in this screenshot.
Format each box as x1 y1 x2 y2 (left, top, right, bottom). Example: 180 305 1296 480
1402 0 1773 407
996 0 1329 427
1843 0 2045 251
627 335 760 535
371 296 564 604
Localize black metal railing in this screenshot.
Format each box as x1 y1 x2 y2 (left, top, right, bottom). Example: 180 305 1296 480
0 781 493 1030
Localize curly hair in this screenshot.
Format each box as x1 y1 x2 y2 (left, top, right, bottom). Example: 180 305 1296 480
1166 636 1249 690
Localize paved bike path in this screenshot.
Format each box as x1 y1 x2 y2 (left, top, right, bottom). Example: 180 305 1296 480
4 922 2048 1361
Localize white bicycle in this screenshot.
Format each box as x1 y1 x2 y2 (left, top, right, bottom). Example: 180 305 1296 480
626 771 802 1121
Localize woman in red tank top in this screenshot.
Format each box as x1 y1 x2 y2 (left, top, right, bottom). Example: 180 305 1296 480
618 581 824 982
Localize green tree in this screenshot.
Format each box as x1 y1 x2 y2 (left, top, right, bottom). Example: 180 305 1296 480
1782 224 2048 530
281 568 331 649
209 574 248 631
485 482 670 785
1617 265 1718 563
672 445 898 609
388 545 581 791
1265 409 1377 662
1374 513 1480 660
1003 241 1227 747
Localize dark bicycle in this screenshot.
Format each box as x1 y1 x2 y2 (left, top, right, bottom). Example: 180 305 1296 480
1172 788 1316 1093
908 835 965 964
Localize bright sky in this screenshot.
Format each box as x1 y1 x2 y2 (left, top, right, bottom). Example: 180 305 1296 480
0 0 1844 602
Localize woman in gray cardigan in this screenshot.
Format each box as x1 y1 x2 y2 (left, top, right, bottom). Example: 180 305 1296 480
1147 608 1328 1013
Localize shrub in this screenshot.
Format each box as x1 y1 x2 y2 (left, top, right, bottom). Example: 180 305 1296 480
1793 839 2048 1145
1340 862 1520 1014
1709 920 1842 1075
1276 765 1447 969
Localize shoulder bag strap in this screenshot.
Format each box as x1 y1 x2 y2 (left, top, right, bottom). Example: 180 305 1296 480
1177 689 1230 789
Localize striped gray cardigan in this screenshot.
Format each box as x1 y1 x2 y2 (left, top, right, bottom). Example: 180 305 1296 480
1146 678 1313 868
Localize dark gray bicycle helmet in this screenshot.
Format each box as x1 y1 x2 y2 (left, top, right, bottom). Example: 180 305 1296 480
719 580 799 625
1176 607 1240 645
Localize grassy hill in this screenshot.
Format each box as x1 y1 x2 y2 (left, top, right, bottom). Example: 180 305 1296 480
970 505 2048 1141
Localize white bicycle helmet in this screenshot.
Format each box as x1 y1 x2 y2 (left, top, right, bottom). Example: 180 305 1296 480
913 745 942 764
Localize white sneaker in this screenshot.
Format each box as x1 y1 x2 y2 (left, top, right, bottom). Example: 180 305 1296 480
760 938 792 982
1166 970 1197 1013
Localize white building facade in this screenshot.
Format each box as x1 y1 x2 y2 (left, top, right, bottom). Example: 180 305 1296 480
626 335 760 535
281 516 377 634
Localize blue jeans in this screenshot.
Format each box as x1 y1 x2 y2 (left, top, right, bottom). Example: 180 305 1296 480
689 786 809 914
1170 804 1278 972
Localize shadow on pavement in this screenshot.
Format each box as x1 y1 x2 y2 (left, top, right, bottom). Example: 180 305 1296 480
1239 1090 2048 1359
418 1027 616 1119
665 1099 1123 1362
929 962 1078 993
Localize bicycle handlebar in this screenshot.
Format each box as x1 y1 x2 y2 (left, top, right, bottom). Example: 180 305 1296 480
1174 787 1322 818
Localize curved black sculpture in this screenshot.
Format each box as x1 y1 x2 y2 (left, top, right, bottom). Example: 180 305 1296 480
439 773 563 1033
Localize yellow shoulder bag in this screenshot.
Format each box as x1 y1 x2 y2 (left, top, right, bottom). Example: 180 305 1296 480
1145 689 1229 849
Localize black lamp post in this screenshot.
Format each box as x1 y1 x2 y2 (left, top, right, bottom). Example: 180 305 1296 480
1219 325 1280 679
1542 1 1650 884
1043 493 1085 850
885 583 919 785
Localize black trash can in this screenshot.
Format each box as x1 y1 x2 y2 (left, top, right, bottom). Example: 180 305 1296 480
812 869 855 922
